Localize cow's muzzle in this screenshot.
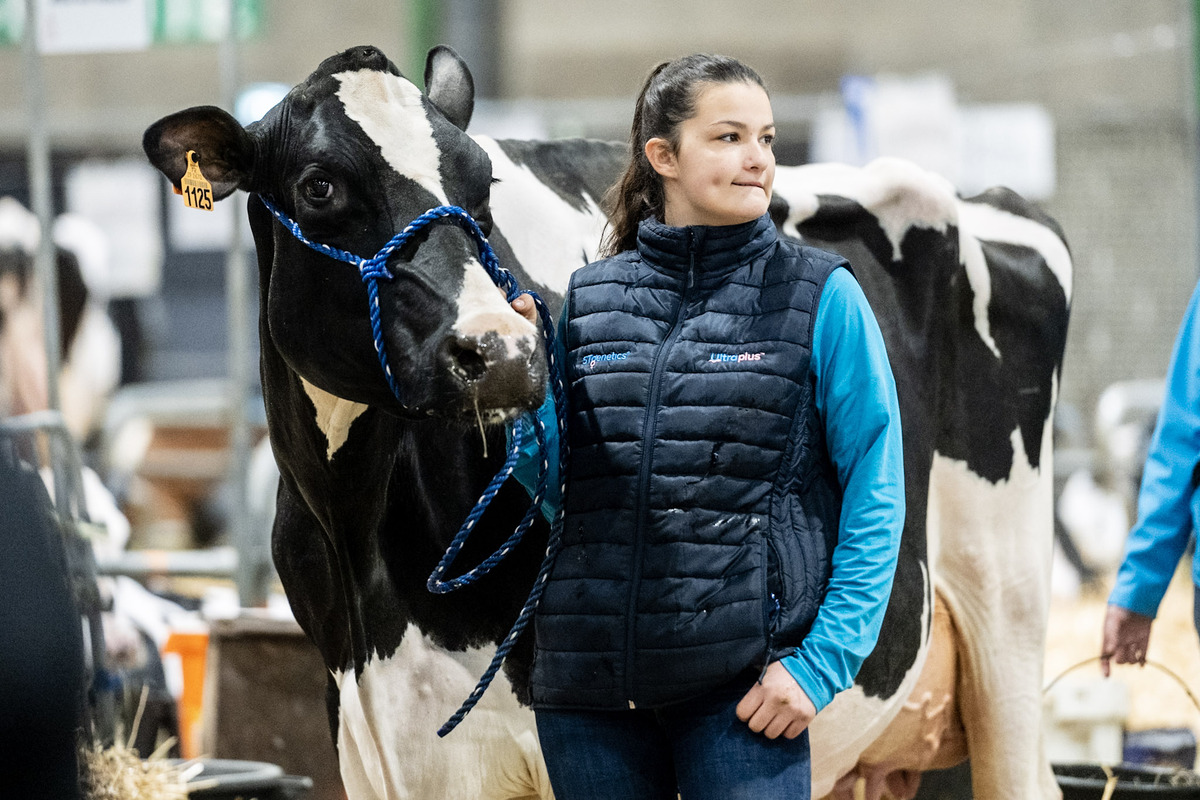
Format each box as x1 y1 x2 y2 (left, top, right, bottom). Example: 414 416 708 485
441 328 546 418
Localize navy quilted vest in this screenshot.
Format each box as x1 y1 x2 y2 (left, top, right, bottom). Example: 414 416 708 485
532 213 846 710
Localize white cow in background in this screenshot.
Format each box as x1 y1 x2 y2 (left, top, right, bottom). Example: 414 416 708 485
0 197 121 439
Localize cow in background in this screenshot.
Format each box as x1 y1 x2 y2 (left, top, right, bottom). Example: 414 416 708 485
0 197 181 758
0 197 128 559
771 163 1070 798
0 197 123 440
143 46 1071 800
0 197 85 421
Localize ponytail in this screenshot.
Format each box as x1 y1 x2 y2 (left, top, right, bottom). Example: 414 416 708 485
602 63 669 257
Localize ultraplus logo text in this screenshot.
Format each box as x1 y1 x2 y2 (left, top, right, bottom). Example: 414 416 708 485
708 352 765 363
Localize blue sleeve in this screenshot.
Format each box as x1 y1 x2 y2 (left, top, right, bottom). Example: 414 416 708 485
509 300 569 523
780 267 905 712
1109 281 1200 617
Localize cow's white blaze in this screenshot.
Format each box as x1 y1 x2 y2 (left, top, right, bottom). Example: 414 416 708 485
774 159 958 263
809 562 932 798
453 256 539 364
474 136 608 295
334 624 552 800
335 69 449 206
300 377 367 461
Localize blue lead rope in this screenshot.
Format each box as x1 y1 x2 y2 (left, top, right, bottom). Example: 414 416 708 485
258 195 567 737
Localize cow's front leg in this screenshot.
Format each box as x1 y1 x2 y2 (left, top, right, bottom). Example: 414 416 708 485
928 427 1060 800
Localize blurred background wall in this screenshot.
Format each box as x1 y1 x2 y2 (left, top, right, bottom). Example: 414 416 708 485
0 0 1194 446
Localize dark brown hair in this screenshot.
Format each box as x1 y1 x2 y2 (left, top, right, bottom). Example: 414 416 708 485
601 54 768 256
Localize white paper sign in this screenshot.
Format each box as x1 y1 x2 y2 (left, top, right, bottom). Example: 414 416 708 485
958 104 1056 201
64 158 163 298
812 73 962 184
814 72 1057 200
36 0 151 54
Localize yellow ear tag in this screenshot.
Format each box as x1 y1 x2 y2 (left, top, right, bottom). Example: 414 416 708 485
181 150 214 211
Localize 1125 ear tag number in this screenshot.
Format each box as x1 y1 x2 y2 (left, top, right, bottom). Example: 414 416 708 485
181 150 214 211
182 182 213 211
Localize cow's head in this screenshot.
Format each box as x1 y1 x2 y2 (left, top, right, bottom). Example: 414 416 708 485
143 45 544 422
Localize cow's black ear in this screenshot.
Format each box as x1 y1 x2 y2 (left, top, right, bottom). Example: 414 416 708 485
424 45 475 131
142 106 254 201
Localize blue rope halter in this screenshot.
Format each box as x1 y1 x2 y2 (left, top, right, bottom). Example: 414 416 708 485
257 194 567 737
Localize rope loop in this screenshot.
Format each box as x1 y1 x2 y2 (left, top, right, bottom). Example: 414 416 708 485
257 194 567 737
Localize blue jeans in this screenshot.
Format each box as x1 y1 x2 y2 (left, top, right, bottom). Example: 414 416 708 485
534 673 811 800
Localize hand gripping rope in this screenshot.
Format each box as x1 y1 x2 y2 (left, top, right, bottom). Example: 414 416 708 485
257 195 567 737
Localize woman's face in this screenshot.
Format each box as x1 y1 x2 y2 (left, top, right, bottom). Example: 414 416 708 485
649 81 776 228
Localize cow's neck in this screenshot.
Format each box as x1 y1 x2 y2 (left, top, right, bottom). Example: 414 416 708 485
264 346 542 694
374 416 544 700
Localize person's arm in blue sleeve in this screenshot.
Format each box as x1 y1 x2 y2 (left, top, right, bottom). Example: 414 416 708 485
508 295 569 523
779 266 905 712
1108 281 1200 617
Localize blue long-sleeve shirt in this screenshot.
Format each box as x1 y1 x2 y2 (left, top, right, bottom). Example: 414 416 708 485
1109 281 1200 616
511 267 904 711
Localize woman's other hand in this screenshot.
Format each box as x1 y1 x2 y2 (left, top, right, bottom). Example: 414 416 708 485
736 661 816 740
1100 604 1153 677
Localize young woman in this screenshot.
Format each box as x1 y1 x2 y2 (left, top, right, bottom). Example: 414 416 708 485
508 53 904 800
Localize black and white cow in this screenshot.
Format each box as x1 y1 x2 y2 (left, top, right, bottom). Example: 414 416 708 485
771 163 1071 798
0 198 92 423
143 46 1071 800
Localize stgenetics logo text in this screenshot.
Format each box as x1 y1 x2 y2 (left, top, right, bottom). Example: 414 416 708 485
582 351 630 370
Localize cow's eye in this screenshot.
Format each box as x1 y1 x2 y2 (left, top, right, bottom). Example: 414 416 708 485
302 178 334 204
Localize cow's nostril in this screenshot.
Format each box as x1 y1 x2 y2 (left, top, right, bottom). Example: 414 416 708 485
449 340 488 381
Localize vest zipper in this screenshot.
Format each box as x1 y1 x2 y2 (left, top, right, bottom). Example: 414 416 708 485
625 230 698 708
